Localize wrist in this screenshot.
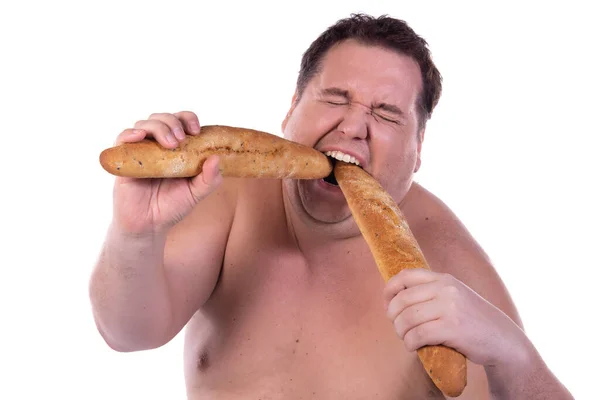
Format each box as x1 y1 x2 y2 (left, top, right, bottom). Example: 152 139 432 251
103 222 168 268
485 340 538 374
108 220 168 244
484 339 545 398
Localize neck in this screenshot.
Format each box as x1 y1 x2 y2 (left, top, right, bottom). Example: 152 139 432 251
281 181 362 250
280 177 416 252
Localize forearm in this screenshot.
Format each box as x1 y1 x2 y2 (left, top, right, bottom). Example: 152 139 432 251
89 224 173 352
485 343 574 400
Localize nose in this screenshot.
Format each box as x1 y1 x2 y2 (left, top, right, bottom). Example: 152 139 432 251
337 103 369 140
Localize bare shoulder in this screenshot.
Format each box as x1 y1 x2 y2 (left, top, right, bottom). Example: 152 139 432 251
402 181 523 328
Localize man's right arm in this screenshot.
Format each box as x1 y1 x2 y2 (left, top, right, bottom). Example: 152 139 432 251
89 177 238 352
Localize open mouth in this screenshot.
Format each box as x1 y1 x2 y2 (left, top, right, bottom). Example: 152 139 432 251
321 151 363 186
323 157 339 185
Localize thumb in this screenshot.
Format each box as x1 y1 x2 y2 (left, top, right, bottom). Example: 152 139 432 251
188 155 223 202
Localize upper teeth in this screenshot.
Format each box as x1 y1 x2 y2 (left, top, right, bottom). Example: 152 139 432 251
324 151 361 166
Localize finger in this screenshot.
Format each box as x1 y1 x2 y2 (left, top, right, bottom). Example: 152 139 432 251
385 280 440 320
188 155 223 202
148 113 187 141
403 319 448 352
133 119 178 148
393 299 442 341
174 111 201 135
383 268 439 305
114 128 147 145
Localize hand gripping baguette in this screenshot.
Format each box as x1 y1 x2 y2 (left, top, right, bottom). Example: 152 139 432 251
334 161 467 398
99 125 332 179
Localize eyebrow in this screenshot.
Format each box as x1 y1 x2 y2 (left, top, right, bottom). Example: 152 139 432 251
320 87 405 118
320 87 350 98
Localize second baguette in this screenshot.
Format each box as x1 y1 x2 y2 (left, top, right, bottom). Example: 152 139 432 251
334 161 468 397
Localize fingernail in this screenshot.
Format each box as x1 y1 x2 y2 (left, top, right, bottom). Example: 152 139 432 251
173 127 185 140
166 134 177 145
132 129 145 135
189 122 200 134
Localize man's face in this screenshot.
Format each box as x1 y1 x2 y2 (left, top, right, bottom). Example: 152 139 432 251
281 39 424 226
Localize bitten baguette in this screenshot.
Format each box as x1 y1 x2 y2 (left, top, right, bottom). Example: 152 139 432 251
334 161 467 398
99 125 332 179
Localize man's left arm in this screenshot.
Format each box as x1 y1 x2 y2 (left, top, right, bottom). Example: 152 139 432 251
389 191 574 399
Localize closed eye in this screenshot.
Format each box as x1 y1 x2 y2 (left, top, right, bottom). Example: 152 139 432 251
319 87 351 106
326 100 348 106
372 112 401 125
373 102 405 125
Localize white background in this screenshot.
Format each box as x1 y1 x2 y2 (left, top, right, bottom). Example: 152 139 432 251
1 1 598 399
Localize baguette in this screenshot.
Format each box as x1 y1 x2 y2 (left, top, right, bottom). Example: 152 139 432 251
334 161 467 398
99 125 332 179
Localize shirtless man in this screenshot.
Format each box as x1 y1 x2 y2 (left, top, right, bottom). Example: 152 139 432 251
89 14 573 399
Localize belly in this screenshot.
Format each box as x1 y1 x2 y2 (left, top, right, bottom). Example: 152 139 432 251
182 258 443 399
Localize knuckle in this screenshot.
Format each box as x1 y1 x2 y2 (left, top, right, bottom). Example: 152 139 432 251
443 310 461 329
392 272 409 289
403 306 418 326
390 289 411 310
387 299 405 320
150 113 181 126
442 284 460 298
148 112 167 119
383 281 399 299
394 318 406 337
177 110 197 119
440 272 455 282
444 301 458 320
385 305 395 320
403 329 418 351
396 297 408 313
405 324 428 350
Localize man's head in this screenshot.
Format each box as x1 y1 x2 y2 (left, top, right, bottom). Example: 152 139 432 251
295 13 442 133
281 14 442 232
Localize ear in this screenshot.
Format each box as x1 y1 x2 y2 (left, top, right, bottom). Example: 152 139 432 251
414 128 426 173
281 91 298 133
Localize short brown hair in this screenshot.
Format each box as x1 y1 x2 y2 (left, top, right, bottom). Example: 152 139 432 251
296 13 442 131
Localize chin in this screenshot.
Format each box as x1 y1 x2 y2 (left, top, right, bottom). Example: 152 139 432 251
283 178 353 224
302 179 353 222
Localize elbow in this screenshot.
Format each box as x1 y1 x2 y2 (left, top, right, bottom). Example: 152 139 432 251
92 315 170 353
98 328 168 353
104 339 139 353
106 341 156 353
88 276 173 352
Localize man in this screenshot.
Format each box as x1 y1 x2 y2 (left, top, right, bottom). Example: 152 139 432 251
89 14 573 399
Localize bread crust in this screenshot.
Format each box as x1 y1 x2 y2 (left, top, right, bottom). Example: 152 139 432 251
99 125 332 179
334 161 467 398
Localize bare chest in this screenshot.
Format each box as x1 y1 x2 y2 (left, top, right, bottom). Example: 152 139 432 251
184 230 442 399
